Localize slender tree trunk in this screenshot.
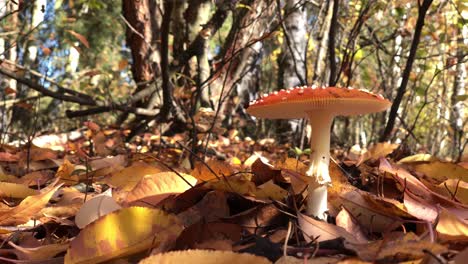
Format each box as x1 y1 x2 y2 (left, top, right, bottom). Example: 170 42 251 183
122 0 155 93
380 0 433 142
278 0 307 88
27 0 47 63
312 0 334 84
450 17 467 161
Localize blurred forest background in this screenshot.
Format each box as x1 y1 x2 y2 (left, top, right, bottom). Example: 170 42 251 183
0 0 466 161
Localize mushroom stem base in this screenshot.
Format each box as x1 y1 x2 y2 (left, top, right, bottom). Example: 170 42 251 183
306 184 328 220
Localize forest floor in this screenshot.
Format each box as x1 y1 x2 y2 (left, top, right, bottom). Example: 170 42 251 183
0 122 467 264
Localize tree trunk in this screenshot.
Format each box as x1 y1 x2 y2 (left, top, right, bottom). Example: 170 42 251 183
312 0 334 84
278 0 307 88
380 0 433 142
122 0 155 93
449 15 467 161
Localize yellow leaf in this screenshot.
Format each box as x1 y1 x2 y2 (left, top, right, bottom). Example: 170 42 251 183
0 182 39 199
434 179 468 204
64 207 183 264
0 180 62 225
191 159 234 181
56 158 79 185
138 249 271 264
123 171 197 205
358 142 398 165
407 160 468 183
397 154 435 163
101 161 165 191
436 207 468 242
255 180 288 200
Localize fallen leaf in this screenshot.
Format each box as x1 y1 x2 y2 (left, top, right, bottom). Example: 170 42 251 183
101 161 165 191
433 179 468 204
403 192 438 222
7 240 69 261
123 171 197 205
358 143 398 166
335 208 368 243
191 159 235 181
74 189 122 229
175 221 242 250
55 158 79 185
65 207 183 264
436 207 468 242
0 180 62 225
397 154 435 163
298 212 358 243
205 178 287 200
138 249 272 264
379 158 468 210
406 160 468 183
251 158 281 185
0 182 39 199
340 190 403 233
345 232 446 262
177 190 230 226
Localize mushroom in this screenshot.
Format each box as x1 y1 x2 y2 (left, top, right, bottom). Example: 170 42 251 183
246 86 391 219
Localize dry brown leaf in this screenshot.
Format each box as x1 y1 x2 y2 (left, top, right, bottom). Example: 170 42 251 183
175 221 241 251
298 212 358 243
275 256 344 264
345 232 447 262
7 240 69 261
13 170 54 187
335 208 368 243
403 192 438 222
205 178 287 200
101 161 165 191
0 180 62 226
177 190 230 226
340 190 403 233
138 249 272 264
191 159 235 181
123 171 197 206
379 158 468 211
251 158 281 185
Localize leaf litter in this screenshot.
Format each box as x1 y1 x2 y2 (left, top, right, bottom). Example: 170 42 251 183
0 126 466 263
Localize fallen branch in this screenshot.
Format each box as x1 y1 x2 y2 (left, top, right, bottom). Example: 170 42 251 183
0 67 96 106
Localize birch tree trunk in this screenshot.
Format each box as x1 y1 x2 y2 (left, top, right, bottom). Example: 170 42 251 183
450 12 467 161
278 0 307 88
312 0 334 84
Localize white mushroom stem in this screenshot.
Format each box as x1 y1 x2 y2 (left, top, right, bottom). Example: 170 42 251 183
305 111 334 219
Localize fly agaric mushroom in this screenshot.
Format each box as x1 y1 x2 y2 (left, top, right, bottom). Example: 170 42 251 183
246 86 391 219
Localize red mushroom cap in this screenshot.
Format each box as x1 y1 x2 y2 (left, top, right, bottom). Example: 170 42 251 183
247 86 391 119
